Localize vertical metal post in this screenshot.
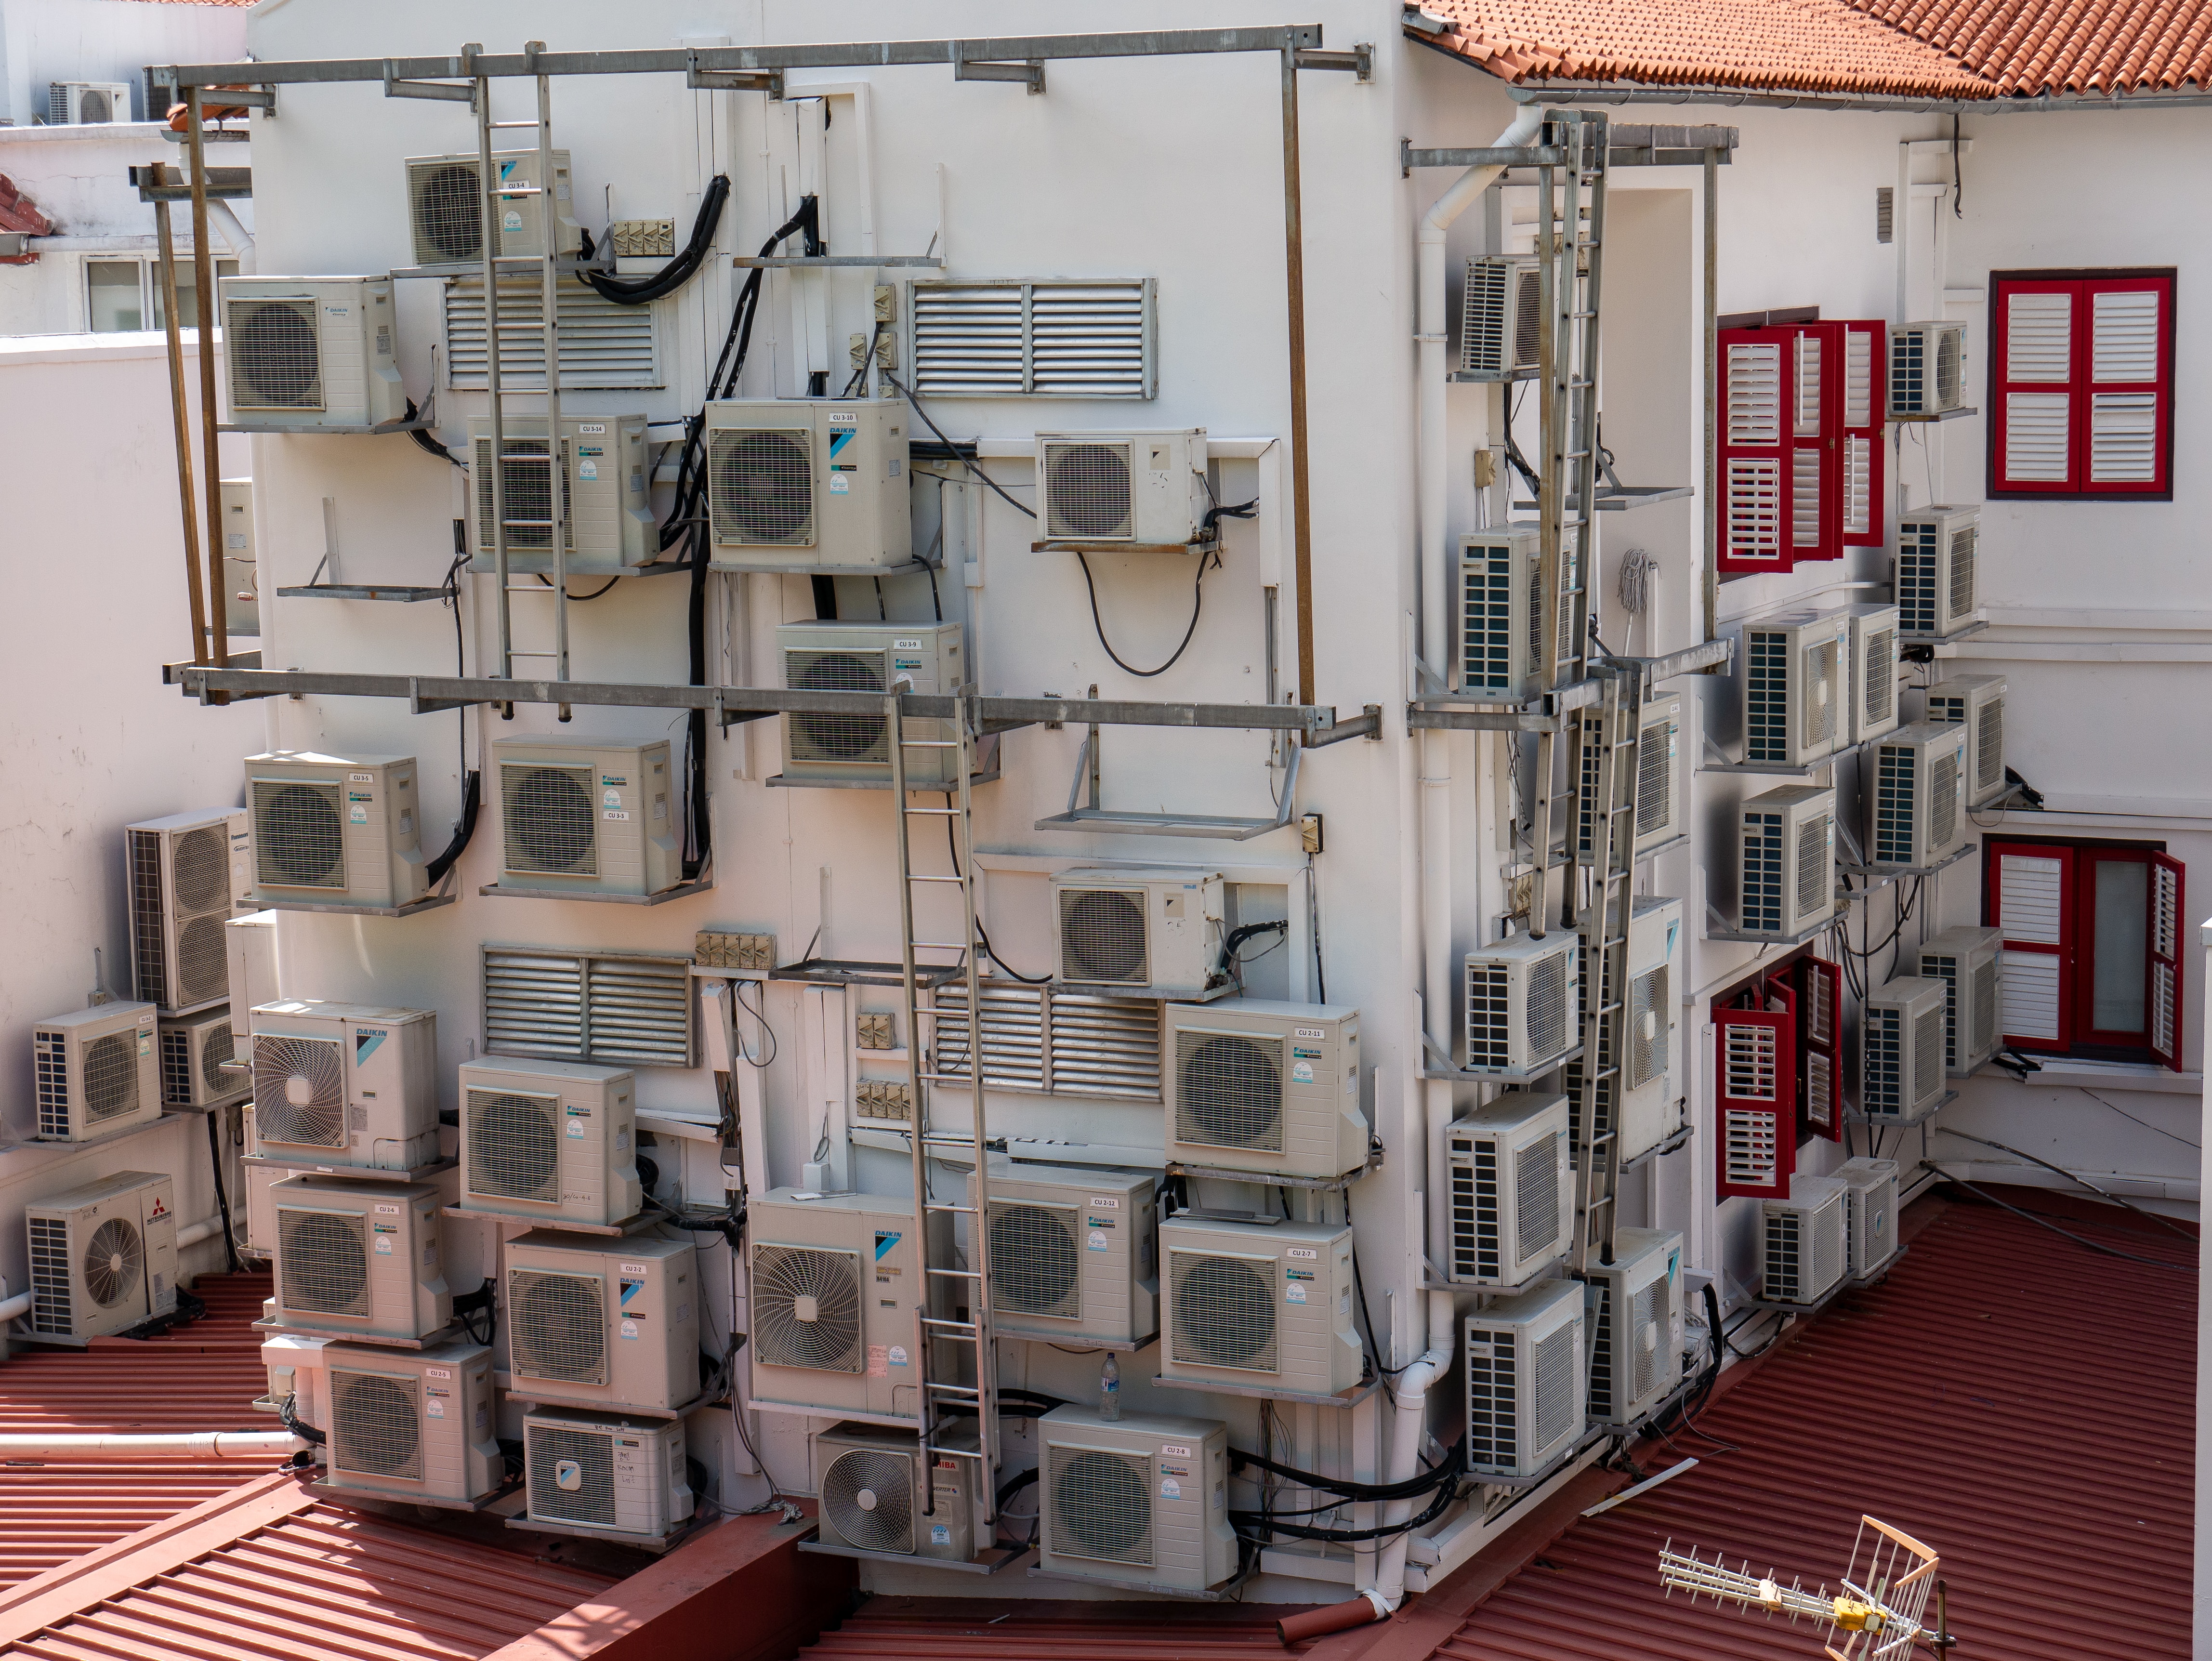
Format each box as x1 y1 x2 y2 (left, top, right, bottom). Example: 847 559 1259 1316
474 55 512 694
183 89 226 671
953 690 995 1515
1279 44 1315 707
1701 146 1720 659
533 49 570 705
149 165 207 666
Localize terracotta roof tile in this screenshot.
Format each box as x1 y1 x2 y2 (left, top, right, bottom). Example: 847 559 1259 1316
1844 0 2212 90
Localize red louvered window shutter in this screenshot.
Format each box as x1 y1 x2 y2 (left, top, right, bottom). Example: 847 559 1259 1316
1990 271 2172 499
1715 1007 1795 1200
1795 955 1844 1141
1788 324 1842 563
2149 853 2185 1072
1836 319 1886 547
1987 842 2077 1053
1718 327 1791 574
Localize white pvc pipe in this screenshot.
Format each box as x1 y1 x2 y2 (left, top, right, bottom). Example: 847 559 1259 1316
1368 1290 1459 1608
0 1215 227 1323
0 1432 299 1460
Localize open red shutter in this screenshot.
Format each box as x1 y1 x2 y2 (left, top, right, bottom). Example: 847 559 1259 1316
2081 275 2172 496
1837 319 1886 547
1718 326 1792 574
1789 324 1842 563
1715 1007 1796 1200
1795 956 1844 1140
2149 852 2185 1071
1988 842 2076 1053
1993 279 2080 492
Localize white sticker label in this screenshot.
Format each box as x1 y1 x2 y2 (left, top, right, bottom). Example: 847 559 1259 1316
1286 1283 1308 1304
1089 1196 1120 1210
1286 1247 1318 1260
893 638 925 650
578 459 599 481
867 1345 889 1378
603 809 631 821
349 804 369 825
619 1263 649 1275
373 1237 394 1255
566 1120 585 1138
829 410 857 425
1087 1230 1109 1252
375 1203 401 1214
426 1397 445 1417
1160 1477 1182 1499
888 1345 909 1366
578 423 606 435
931 1524 951 1545
604 790 622 807
503 209 523 231
1161 1443 1192 1457
425 1367 452 1379
1291 1061 1315 1084
620 1319 639 1339
1293 1026 1324 1039
349 772 374 783
828 475 850 494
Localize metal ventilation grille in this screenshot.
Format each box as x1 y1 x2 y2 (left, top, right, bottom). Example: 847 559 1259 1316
1765 1209 1806 1302
1048 1444 1152 1565
409 158 486 264
445 276 660 389
160 1028 194 1106
751 1244 864 1372
1628 964 1667 1090
1531 1319 1576 1454
1526 946 1571 1060
1874 744 1915 867
1513 1133 1559 1263
1863 1008 1902 1117
29 1216 72 1334
1032 286 1151 396
509 1268 608 1384
1800 640 1837 750
1459 542 1517 693
1169 1250 1276 1373
177 913 227 1005
34 1031 68 1138
1452 1139 1500 1279
1863 628 1895 725
1745 631 1788 763
1796 813 1830 920
1460 258 1540 376
1512 267 1542 366
1896 531 1937 633
785 649 887 764
1812 1201 1843 1295
1465 962 1510 1071
474 436 574 552
1057 887 1148 985
502 763 598 875
467 1089 561 1202
1173 1029 1284 1152
1949 527 1976 620
1465 1328 1519 1467
1976 699 2004 794
1630 1278 1663 1406
1924 954 1961 1068
1972 959 1999 1057
911 279 1153 398
530 1424 618 1526
129 831 167 1007
253 1034 346 1147
989 1203 1081 1319
227 299 323 410
330 1369 423 1481
252 779 346 889
934 983 1048 1092
935 986 1160 1101
1042 442 1134 540
1936 329 1962 409
823 1447 915 1553
81 1217 144 1308
1928 751 1959 850
1912 1006 1944 1108
1723 1107 1778 1189
199 1024 235 1096
483 947 694 1068
1636 718 1672 835
277 1208 371 1317
709 427 814 545
78 87 116 122
1588 1284 1616 1421
1807 1049 1833 1129
82 1033 139 1121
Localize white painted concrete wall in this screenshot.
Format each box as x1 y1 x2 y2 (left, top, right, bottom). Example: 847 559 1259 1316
0 0 247 128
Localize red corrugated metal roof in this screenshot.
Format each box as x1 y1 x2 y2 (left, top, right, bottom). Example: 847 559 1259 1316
805 1599 1296 1661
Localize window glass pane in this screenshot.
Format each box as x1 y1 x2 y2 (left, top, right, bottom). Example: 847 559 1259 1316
2092 859 2148 1033
87 262 143 332
150 259 238 330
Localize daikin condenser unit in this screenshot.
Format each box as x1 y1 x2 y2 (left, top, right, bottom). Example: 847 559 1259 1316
1915 925 2002 1075
32 1002 159 1142
160 1008 245 1110
705 399 911 569
220 278 405 431
48 81 132 123
1455 527 1544 701
1888 322 1967 416
814 1422 981 1562
460 1056 640 1226
1761 1174 1847 1305
1158 1215 1360 1396
1036 1404 1235 1594
244 751 425 911
490 735 680 896
525 1409 695 1539
1463 1278 1585 1480
1619 895 1685 1161
321 1341 500 1504
1923 672 2007 808
1737 785 1836 939
1843 603 1902 745
270 1177 450 1342
1834 1156 1900 1279
1052 868 1227 1001
1740 609 1848 767
1581 1226 1683 1427
775 621 965 788
468 415 655 574
1861 976 1948 1123
26 1171 178 1343
505 1232 698 1416
1462 932 1581 1076
1894 506 1979 639
1870 722 1969 870
1163 1001 1364 1179
127 808 248 1015
226 912 280 1048
1461 255 1542 377
1445 1093 1572 1287
405 149 581 266
250 1002 437 1171
969 1162 1157 1347
747 1189 947 1423
1036 430 1210 546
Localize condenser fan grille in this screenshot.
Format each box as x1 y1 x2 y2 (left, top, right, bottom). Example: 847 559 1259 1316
709 428 815 545
411 160 484 264
78 89 114 122
227 299 323 410
823 1447 915 1553
1169 1251 1276 1373
82 1033 140 1121
200 1025 235 1095
988 1204 1081 1319
750 1244 864 1372
1514 1135 1561 1263
172 826 230 912
467 1089 561 1202
502 763 597 874
529 1424 617 1525
1526 949 1572 1059
509 1269 608 1385
81 1217 144 1308
252 779 346 889
1048 1444 1151 1565
474 437 574 552
1057 888 1147 985
277 1208 371 1318
330 1369 423 1481
177 913 229 1004
785 650 888 765
1173 1030 1284 1152
1043 442 1133 539
252 1034 346 1147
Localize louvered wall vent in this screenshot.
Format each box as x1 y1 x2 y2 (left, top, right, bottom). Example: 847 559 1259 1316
444 277 661 389
482 946 694 1068
908 279 1155 399
932 981 1160 1101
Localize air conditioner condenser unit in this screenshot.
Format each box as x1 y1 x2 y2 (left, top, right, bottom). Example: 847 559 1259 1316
1158 1215 1360 1397
468 415 655 574
1737 785 1836 939
1619 895 1685 1162
491 735 681 896
321 1340 500 1504
1834 1156 1900 1279
127 808 249 1015
1843 603 1902 745
221 277 406 432
813 1421 981 1562
245 751 426 911
1164 1000 1364 1179
1894 506 1978 639
1461 255 1542 377
1762 1175 1847 1305
505 1232 699 1415
1581 1226 1683 1426
1922 672 2007 808
226 911 280 1050
1462 931 1580 1076
32 1002 159 1142
25 1170 178 1343
970 1162 1157 1347
1914 925 2001 1075
1445 1093 1572 1289
1574 696 1685 862
161 1008 246 1110
460 1056 640 1226
270 1177 450 1343
1036 1404 1235 1594
1740 608 1848 767
525 1408 695 1540
1053 868 1228 1002
405 149 581 267
1870 722 1969 870
706 399 911 569
1455 527 1548 702
1861 976 1948 1124
776 621 965 788
1889 322 1966 416
49 81 132 123
250 1002 437 1171
1464 1277 1585 1480
1036 430 1209 547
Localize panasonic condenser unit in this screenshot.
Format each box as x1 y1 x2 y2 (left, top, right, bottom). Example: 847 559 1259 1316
1915 925 2001 1075
1741 608 1848 767
1895 506 1979 639
1619 895 1685 1162
127 808 249 1015
1053 868 1228 1002
1888 322 1966 416
1159 1215 1360 1396
1834 1156 1900 1279
405 149 581 267
468 415 655 574
1445 1093 1572 1287
1164 1000 1364 1179
250 1002 437 1171
776 620 965 787
705 399 911 569
1036 1404 1236 1594
1581 1226 1683 1427
1843 603 1901 745
221 277 405 431
1870 721 1969 870
1862 976 1948 1124
1036 429 1210 547
32 1002 159 1142
25 1170 178 1343
505 1232 698 1416
1462 931 1580 1075
48 81 132 123
491 735 681 896
245 751 425 911
270 1176 450 1342
460 1056 640 1226
1737 785 1836 939
525 1409 695 1539
1461 255 1543 377
322 1341 501 1504
1923 672 2006 808
1455 527 1545 701
970 1162 1157 1347
1761 1175 1847 1305
813 1421 980 1562
160 1008 246 1110
1464 1277 1585 1480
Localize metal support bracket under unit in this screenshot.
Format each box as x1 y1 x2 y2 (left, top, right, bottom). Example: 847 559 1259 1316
382 62 476 104
1035 725 1304 840
685 53 784 97
1294 44 1374 79
952 47 1046 93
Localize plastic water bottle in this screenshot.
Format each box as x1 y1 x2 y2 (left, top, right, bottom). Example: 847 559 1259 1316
1098 1353 1120 1420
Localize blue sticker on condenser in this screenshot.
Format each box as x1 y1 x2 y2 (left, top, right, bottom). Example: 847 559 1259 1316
353 1029 386 1064
875 1230 901 1261
828 429 855 461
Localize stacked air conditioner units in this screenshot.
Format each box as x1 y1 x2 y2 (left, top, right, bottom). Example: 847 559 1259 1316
969 1162 1157 1348
1843 603 1902 745
1923 672 2007 808
776 621 966 788
32 1002 159 1143
705 400 912 570
219 278 406 432
1162 1001 1365 1179
1739 609 1848 767
813 1422 981 1562
24 1171 178 1343
1915 925 2002 1075
1736 786 1836 939
250 1002 438 1171
1035 430 1210 547
1888 323 1967 417
1035 1404 1236 1594
1835 1157 1901 1279
1456 527 1544 701
320 1341 503 1505
1461 255 1543 377
525 1410 695 1541
1462 932 1581 1076
1869 723 1969 870
1158 1215 1361 1397
1581 1226 1684 1427
1862 976 1949 1123
459 1056 642 1226
1463 1278 1585 1479
159 1007 247 1110
1444 1094 1572 1288
244 751 426 911
1761 1174 1847 1305
404 149 581 267
503 1233 700 1416
1894 506 1979 639
126 808 249 1015
268 1176 451 1342
468 416 656 573
491 736 681 896
1052 868 1228 1002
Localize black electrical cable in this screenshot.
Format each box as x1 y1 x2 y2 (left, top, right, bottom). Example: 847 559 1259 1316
1936 1128 2199 1240
534 573 620 601
1074 546 1216 679
423 548 481 886
995 1468 1038 1509
1341 1193 1409 1381
1228 1446 1457 1503
278 1391 327 1447
205 1108 239 1274
1228 1466 1462 1544
405 401 463 467
579 174 730 305
1216 919 1288 980
879 369 1035 520
1927 1165 2198 1271
943 795 1051 983
732 976 779 1067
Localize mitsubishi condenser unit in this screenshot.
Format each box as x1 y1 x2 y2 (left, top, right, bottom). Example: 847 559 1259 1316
1164 1001 1364 1179
48 80 132 123
1446 1093 1572 1287
32 1002 159 1142
250 1002 437 1171
405 149 581 267
1740 609 1848 767
1870 722 1969 870
26 1171 178 1343
1834 1156 1900 1279
127 808 249 1014
705 399 911 569
1894 506 1979 639
1762 1175 1846 1305
1036 1404 1235 1594
1461 255 1542 377
1581 1226 1683 1427
1053 868 1228 1001
270 1177 450 1342
747 1189 947 1423
469 415 655 574
1619 895 1685 1161
1456 527 1545 701
221 278 405 431
1462 931 1580 1075
1915 925 2001 1075
1888 322 1966 416
1464 1277 1585 1480
506 1232 698 1416
160 1008 246 1110
1158 1215 1360 1396
491 735 681 896
1036 430 1210 547
1843 603 1902 745
1737 785 1836 939
322 1341 500 1505
776 621 965 788
526 1409 695 1539
1923 672 2007 808
1862 976 1948 1123
814 1421 981 1562
460 1056 640 1226
969 1162 1157 1347
244 751 425 911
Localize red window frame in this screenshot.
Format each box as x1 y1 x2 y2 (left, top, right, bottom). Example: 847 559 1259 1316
1717 325 1796 576
1794 955 1844 1141
1988 269 2174 501
1715 1005 1796 1200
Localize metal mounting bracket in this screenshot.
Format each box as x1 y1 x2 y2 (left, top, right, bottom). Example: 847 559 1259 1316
686 53 784 97
1295 44 1373 79
952 48 1045 93
382 61 476 105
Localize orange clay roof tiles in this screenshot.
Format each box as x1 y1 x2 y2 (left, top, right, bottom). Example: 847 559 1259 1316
1844 0 2212 91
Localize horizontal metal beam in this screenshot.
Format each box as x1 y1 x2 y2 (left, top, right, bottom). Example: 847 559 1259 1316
132 166 250 202
1304 705 1382 747
1402 141 1569 171
1606 637 1736 685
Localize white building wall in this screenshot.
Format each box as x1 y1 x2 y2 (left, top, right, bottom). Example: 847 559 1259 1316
0 0 247 127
